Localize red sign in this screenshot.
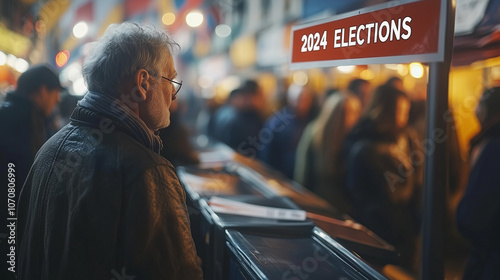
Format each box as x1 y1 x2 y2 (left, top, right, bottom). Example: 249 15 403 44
290 0 446 69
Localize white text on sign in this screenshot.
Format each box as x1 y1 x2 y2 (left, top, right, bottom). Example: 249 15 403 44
334 16 412 48
299 16 413 53
300 31 327 52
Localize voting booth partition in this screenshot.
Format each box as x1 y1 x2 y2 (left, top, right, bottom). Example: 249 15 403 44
176 163 274 278
199 196 314 280
225 227 385 280
177 162 391 280
228 156 400 264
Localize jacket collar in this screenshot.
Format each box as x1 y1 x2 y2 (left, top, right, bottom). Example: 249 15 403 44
70 91 163 154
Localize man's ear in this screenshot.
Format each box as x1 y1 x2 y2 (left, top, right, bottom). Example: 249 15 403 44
134 69 150 101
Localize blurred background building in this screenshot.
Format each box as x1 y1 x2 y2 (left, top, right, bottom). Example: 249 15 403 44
0 0 499 160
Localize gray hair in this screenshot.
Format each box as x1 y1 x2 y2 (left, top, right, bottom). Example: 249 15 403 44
82 22 179 95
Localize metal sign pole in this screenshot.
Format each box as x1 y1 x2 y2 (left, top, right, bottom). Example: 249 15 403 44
421 0 455 279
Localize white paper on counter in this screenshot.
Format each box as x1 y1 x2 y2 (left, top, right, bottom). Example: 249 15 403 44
208 196 307 221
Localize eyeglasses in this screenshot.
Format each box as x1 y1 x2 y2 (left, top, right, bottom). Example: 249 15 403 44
161 76 182 100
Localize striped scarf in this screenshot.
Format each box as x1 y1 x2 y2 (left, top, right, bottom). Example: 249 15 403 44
78 91 163 154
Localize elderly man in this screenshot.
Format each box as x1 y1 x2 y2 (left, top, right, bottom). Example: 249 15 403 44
17 22 202 280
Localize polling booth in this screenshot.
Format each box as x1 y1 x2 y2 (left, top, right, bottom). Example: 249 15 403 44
177 0 455 278
177 160 392 280
178 138 398 279
225 227 385 280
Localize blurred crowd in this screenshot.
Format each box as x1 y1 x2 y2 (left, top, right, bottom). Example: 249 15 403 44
187 76 498 277
2 65 500 278
202 77 428 271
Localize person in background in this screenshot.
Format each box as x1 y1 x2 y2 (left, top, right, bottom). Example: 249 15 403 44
386 76 425 190
342 85 421 272
294 92 361 215
209 80 264 152
314 87 339 110
258 84 316 179
159 100 200 166
197 97 220 137
0 64 63 187
17 22 203 280
347 78 371 108
385 76 405 91
457 87 500 279
0 64 63 280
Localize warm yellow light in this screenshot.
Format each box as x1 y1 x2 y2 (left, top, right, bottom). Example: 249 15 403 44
360 69 375 80
162 13 176 25
293 71 308 86
186 11 204 27
397 64 408 76
385 64 398 70
229 36 256 68
337 65 355 73
55 50 70 68
410 62 424 78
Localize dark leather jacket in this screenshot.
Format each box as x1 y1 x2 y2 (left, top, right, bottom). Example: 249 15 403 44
17 105 203 280
342 118 422 270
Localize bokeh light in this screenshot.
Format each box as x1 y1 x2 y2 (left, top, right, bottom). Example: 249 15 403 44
293 71 308 86
186 11 204 27
397 64 409 76
14 58 29 73
360 69 375 80
410 62 424 78
55 50 70 68
198 75 213 89
72 76 88 96
6 54 17 67
385 64 398 70
73 21 88 38
162 13 176 25
337 65 355 73
215 24 231 37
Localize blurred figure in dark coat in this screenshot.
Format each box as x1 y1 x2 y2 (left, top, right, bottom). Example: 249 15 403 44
0 64 63 186
159 100 199 166
208 80 264 153
347 78 371 109
342 85 421 271
258 84 316 179
385 76 404 91
0 64 63 280
457 87 500 280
